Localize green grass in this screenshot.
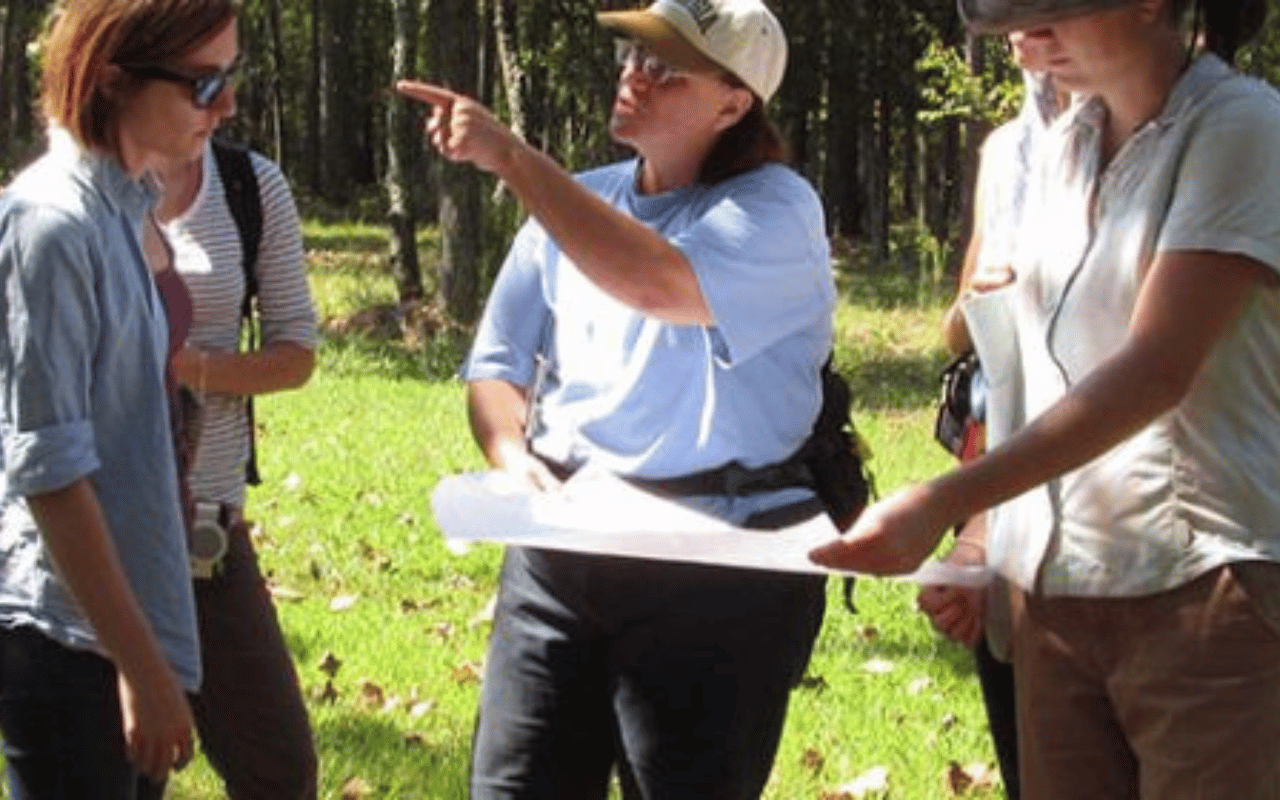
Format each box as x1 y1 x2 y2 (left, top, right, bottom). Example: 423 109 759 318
18 226 1005 799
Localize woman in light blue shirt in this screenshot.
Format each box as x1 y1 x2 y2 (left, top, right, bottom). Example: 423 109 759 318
400 2 835 797
0 1 238 796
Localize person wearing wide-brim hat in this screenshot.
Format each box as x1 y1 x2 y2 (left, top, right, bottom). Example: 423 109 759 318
813 0 1280 798
398 1 835 797
959 0 1134 31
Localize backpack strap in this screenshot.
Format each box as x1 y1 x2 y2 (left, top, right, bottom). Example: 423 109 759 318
210 138 264 486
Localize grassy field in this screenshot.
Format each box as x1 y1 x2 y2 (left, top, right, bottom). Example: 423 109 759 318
162 223 1001 799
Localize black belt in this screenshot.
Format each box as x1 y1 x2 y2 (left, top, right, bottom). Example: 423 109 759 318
539 455 816 499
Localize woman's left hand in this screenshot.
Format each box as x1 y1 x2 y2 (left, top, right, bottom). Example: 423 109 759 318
170 346 203 392
808 483 953 575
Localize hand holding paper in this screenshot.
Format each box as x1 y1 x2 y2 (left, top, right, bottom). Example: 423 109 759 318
807 483 956 576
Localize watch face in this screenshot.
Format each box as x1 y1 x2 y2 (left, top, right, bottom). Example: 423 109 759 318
190 520 228 561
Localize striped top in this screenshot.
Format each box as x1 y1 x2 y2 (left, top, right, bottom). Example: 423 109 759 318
163 142 317 508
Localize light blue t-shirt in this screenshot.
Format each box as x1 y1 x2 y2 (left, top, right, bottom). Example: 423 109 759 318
464 159 835 523
0 131 200 690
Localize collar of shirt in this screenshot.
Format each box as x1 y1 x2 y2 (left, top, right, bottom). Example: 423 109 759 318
45 125 158 222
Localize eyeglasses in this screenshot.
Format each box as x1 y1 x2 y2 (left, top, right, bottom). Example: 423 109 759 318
614 39 689 85
117 57 240 109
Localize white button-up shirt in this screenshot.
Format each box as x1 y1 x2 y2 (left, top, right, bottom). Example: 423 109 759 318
970 55 1280 596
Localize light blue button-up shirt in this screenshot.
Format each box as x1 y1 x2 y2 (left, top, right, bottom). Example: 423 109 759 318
0 130 199 690
464 159 834 524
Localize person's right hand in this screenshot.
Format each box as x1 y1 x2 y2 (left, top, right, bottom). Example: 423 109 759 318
395 80 519 176
117 668 195 783
917 583 986 648
495 439 562 492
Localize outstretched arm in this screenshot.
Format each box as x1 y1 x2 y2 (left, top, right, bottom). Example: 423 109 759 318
812 249 1274 574
396 80 710 324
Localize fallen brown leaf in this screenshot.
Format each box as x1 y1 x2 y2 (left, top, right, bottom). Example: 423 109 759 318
946 760 1000 797
314 680 339 705
340 776 372 799
801 746 825 773
452 661 483 685
797 674 828 691
317 651 342 677
358 679 385 709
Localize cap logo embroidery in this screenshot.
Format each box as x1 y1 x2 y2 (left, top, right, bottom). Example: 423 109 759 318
672 0 719 33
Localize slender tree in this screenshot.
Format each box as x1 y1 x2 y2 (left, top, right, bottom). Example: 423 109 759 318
430 0 483 323
387 0 423 302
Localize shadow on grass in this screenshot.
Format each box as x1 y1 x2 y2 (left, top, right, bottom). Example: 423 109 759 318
840 351 949 412
837 270 953 311
317 330 470 382
313 710 469 798
815 623 980 685
304 230 388 255
303 227 440 262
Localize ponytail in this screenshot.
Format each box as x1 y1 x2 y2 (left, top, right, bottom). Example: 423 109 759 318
1187 0 1268 64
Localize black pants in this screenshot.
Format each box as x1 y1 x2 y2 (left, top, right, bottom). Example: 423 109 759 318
470 539 826 800
0 625 164 799
975 635 1019 800
137 519 317 800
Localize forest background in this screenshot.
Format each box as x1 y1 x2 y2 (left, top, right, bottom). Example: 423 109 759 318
5 0 1280 318
7 3 1280 797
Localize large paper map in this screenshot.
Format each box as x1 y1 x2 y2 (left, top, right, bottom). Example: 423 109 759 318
430 469 990 587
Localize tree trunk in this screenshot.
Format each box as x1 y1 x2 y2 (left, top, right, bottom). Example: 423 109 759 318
306 0 322 190
387 0 423 302
1 0 41 171
267 0 287 165
823 0 864 242
493 0 528 143
318 0 358 201
432 0 483 323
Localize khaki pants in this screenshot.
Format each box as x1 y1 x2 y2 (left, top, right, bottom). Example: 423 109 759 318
1012 565 1280 800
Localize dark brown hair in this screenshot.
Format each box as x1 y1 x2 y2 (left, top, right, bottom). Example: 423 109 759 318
698 73 790 185
1177 0 1268 64
40 0 237 154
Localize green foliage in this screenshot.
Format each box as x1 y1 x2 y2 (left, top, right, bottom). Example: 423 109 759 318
917 39 1022 127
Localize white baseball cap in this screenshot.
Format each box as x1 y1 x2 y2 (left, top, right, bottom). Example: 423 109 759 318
598 0 788 103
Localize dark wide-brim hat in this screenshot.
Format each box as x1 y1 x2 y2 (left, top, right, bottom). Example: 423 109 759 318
959 0 1133 33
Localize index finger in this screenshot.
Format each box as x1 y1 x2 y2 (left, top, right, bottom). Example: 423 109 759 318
395 80 456 107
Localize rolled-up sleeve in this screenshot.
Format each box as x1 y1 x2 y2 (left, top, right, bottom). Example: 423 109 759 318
253 155 318 350
462 221 552 388
0 206 102 495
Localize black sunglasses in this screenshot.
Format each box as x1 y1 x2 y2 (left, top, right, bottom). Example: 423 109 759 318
117 57 240 109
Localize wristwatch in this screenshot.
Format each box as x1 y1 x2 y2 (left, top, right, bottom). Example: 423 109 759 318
189 501 229 579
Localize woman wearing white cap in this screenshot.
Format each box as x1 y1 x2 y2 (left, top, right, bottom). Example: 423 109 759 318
813 0 1280 797
399 1 832 797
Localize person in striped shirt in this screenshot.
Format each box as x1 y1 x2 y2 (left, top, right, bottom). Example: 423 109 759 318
152 126 319 799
